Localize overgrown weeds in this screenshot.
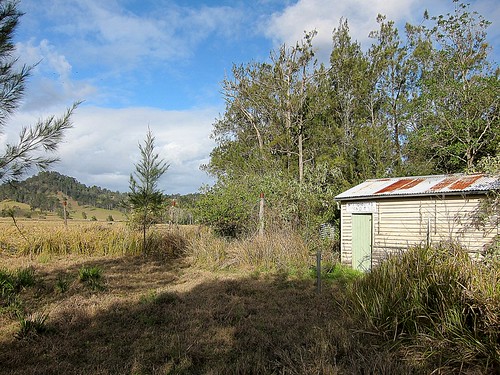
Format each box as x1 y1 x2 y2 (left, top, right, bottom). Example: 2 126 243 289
348 243 500 373
188 228 337 276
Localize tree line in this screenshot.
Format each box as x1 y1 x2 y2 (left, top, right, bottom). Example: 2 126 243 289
196 2 499 237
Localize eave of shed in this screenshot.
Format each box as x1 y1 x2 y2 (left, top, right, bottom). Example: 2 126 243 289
335 173 500 201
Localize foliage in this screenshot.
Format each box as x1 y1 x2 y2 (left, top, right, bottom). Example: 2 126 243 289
195 177 256 237
54 273 70 294
406 3 499 173
0 266 36 323
15 311 49 339
127 128 169 251
196 164 341 238
78 265 104 291
348 243 500 372
0 0 80 183
318 262 363 284
0 267 35 304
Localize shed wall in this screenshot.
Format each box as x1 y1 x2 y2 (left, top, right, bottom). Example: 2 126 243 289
340 195 498 268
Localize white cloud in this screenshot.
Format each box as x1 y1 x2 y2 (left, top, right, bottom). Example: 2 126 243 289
21 0 246 72
15 39 96 112
56 106 217 193
4 105 217 193
260 0 497 62
262 0 414 50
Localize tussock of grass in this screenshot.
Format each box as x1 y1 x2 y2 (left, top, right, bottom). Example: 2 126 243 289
188 229 328 275
348 243 500 372
0 267 36 306
78 265 104 291
15 311 49 339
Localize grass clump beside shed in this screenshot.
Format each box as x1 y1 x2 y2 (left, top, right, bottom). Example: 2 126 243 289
348 242 500 373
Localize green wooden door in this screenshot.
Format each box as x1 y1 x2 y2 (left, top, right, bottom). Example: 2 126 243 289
352 214 372 271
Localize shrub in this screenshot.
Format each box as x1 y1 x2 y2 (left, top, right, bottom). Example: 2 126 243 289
54 273 70 294
0 267 36 304
348 243 499 372
14 267 36 289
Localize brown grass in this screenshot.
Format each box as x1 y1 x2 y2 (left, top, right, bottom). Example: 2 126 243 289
0 249 415 374
2 223 476 374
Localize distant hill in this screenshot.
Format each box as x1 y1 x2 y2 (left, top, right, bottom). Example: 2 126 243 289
0 171 127 212
0 171 200 223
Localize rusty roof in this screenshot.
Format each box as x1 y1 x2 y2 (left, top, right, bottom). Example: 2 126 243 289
335 174 500 201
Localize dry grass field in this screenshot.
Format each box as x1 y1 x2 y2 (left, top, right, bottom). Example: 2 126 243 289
0 198 127 222
0 221 497 374
0 221 408 375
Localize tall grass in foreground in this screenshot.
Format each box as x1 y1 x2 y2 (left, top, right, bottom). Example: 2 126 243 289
349 243 500 372
0 223 187 257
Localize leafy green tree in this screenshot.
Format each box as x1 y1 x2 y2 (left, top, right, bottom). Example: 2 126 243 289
200 2 499 240
196 176 256 237
128 128 168 252
208 32 320 184
407 2 499 173
0 1 79 183
368 15 417 175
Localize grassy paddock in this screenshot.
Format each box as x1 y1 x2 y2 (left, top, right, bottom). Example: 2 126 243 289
1 222 498 373
0 254 413 375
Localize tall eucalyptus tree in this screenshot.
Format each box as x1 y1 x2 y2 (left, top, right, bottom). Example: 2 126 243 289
407 2 499 173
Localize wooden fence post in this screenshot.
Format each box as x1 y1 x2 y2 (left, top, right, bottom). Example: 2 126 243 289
63 200 67 227
259 192 265 237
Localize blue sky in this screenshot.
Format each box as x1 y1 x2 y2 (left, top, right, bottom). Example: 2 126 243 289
5 0 499 194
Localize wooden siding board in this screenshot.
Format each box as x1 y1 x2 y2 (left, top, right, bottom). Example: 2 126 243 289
340 194 497 268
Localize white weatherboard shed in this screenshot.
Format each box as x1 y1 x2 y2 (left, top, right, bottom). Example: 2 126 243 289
335 174 499 271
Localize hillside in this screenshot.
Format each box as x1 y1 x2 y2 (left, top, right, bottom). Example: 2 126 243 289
0 171 200 223
0 171 127 212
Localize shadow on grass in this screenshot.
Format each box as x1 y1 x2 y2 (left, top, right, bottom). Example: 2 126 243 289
0 256 416 375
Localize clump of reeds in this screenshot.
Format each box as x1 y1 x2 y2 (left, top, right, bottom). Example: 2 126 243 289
186 228 229 270
348 242 499 372
0 267 36 306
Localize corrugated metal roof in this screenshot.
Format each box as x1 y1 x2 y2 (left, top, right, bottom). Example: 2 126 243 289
335 174 500 201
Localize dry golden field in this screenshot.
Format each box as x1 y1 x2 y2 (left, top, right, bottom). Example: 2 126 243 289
0 221 409 374
1 221 497 374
